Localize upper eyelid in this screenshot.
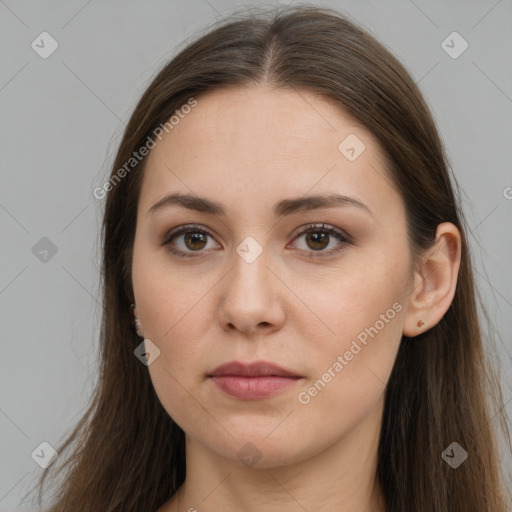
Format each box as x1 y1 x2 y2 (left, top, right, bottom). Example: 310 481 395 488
162 223 215 243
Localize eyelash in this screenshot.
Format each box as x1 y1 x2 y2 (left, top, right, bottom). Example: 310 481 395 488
161 223 351 259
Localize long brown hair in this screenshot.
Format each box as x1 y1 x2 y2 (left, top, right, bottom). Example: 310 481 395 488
31 5 511 511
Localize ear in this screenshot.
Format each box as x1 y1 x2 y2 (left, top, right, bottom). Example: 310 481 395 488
403 222 462 337
132 304 145 338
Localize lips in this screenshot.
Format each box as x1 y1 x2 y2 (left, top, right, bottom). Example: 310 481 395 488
207 361 302 400
208 360 301 378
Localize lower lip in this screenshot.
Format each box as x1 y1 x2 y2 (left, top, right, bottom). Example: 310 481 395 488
210 375 300 399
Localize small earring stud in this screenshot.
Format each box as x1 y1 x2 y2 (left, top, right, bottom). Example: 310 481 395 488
417 320 424 328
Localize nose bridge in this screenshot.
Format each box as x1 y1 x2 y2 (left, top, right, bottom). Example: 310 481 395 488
217 233 285 333
230 234 272 297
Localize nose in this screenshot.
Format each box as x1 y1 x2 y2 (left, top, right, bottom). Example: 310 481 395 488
217 243 286 337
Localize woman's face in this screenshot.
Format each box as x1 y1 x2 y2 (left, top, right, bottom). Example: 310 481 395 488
131 85 414 467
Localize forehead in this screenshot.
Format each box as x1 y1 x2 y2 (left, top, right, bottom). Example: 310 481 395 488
139 85 401 221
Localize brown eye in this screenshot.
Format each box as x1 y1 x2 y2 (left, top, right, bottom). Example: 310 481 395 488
161 224 220 258
183 232 208 251
304 231 330 251
291 224 351 258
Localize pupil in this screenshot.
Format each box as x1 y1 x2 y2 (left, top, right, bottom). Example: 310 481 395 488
186 232 206 250
307 232 328 250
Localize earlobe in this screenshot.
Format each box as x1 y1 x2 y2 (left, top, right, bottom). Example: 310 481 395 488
131 303 145 338
402 222 461 337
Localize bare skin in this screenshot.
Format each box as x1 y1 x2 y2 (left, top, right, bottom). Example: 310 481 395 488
130 85 461 512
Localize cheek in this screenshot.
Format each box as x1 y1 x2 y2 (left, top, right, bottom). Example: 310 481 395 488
143 309 215 433
132 241 214 341
131 243 209 392
293 249 407 406
295 249 407 345
148 361 212 438
297 295 403 409
294 294 404 443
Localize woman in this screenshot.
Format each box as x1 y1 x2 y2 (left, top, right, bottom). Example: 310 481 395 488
34 5 511 511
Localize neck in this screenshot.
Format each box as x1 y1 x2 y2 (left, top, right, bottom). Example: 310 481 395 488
164 399 386 512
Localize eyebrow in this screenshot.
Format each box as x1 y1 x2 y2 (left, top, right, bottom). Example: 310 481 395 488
148 192 373 218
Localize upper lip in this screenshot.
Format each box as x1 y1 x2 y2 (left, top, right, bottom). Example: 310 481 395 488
208 361 301 378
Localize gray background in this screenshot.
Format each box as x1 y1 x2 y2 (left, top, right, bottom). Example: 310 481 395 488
1 0 511 509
